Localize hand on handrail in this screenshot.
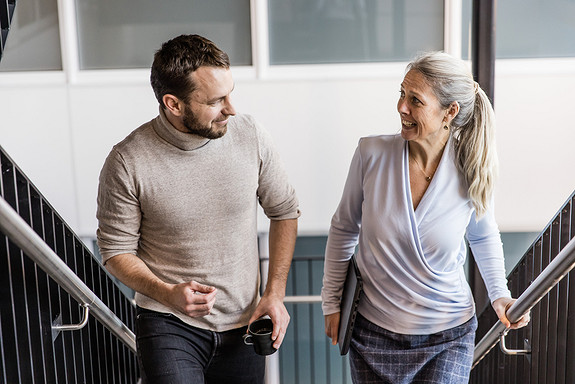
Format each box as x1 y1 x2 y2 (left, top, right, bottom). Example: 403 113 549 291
492 297 531 330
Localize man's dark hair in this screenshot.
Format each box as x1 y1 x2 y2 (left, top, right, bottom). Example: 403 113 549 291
150 34 230 108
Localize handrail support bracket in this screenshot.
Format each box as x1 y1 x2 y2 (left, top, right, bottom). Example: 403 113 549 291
499 328 531 356
52 303 90 340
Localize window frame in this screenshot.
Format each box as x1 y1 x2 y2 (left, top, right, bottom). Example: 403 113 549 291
1 0 574 86
59 0 462 84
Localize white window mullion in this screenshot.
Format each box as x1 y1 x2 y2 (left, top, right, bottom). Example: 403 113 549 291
57 0 80 83
251 0 270 79
444 0 463 58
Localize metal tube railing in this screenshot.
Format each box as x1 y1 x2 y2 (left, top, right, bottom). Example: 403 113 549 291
473 236 575 368
284 295 322 303
0 196 136 352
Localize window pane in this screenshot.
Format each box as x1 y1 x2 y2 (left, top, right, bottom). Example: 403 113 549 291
0 0 62 71
461 0 575 60
268 0 444 65
461 0 471 60
75 0 252 69
497 0 575 59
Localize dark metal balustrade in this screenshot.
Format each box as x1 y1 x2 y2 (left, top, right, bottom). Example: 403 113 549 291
0 0 16 61
471 191 575 383
0 146 139 384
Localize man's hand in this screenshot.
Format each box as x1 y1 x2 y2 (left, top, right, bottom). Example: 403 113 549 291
247 218 297 350
248 294 290 350
166 281 217 318
324 312 341 345
105 254 217 318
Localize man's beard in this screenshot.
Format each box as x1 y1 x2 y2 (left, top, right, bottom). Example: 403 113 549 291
182 105 228 140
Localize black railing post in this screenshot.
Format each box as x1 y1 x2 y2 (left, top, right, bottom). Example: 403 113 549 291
0 0 17 62
472 0 497 105
468 0 497 323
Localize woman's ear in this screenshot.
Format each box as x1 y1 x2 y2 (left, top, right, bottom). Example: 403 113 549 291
163 94 183 117
445 101 460 124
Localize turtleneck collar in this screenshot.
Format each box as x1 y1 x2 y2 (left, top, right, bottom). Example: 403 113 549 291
152 107 212 151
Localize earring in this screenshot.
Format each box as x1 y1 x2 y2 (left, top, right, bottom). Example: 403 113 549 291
443 125 449 130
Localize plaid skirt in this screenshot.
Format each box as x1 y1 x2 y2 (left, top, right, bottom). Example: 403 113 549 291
349 313 477 384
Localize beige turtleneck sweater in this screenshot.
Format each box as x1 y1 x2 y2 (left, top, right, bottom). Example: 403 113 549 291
96 109 300 331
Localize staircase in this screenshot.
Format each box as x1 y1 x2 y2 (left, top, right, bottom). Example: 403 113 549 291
0 146 139 383
471 191 575 383
0 0 16 61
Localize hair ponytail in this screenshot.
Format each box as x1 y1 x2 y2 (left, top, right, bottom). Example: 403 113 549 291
452 86 498 218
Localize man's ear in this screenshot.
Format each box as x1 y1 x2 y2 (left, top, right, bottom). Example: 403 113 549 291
163 94 183 116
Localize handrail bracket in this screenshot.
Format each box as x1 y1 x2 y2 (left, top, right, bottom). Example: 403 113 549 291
52 303 90 339
499 328 531 356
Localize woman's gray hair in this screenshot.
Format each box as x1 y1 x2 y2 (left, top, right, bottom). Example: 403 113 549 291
407 51 497 218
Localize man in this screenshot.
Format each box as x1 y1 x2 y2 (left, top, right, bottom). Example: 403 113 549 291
96 34 300 383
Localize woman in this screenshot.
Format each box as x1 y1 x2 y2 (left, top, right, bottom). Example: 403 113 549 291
321 51 530 383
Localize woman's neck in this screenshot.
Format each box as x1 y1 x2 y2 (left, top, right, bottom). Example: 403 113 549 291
408 134 449 168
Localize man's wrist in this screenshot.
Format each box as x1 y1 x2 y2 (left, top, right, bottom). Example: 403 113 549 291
262 286 286 301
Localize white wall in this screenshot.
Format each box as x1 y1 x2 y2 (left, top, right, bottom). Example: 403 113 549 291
494 59 575 231
1 59 574 238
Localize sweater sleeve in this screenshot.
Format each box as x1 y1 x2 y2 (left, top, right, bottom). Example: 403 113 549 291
466 206 512 303
321 141 364 315
254 117 300 221
96 148 141 264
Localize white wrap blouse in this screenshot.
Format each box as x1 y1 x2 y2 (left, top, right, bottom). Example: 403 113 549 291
321 134 511 334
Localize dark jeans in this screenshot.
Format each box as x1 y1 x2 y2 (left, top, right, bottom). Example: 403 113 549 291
135 307 265 384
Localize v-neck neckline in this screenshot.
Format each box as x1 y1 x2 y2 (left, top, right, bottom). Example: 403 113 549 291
405 138 450 219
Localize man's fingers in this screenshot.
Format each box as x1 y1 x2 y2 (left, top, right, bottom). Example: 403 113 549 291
189 281 216 294
271 315 290 349
185 301 215 317
177 282 217 317
272 327 285 349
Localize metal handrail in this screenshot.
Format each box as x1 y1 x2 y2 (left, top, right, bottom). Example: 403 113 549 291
284 295 322 303
0 196 136 352
472 236 575 368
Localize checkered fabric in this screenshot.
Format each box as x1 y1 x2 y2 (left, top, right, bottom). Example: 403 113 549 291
349 314 477 384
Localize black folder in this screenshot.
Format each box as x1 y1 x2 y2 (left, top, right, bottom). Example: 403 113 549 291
338 255 363 355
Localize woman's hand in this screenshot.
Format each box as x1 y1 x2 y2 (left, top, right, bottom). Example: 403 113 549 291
492 297 530 329
325 312 341 345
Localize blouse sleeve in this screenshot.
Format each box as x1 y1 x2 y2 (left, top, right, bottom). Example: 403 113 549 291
466 205 512 303
321 141 364 315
